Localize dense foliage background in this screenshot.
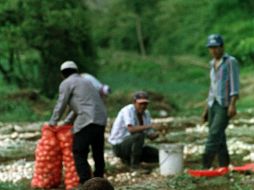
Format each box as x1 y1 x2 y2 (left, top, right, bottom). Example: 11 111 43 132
1 0 254 121
91 0 254 61
1 2 254 190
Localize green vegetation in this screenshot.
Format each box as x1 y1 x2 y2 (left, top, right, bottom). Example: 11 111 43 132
0 181 30 190
0 0 97 97
1 48 254 121
92 0 254 64
98 49 209 117
0 0 253 121
1 1 254 190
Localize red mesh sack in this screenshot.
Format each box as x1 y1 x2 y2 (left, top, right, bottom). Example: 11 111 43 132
56 125 80 190
31 124 62 188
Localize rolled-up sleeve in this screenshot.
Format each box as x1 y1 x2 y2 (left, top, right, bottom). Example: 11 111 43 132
49 82 71 125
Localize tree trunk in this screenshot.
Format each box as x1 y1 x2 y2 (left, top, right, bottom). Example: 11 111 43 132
0 49 14 83
135 15 146 57
0 63 10 83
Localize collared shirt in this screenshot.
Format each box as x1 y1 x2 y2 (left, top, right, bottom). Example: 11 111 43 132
108 104 152 145
208 54 240 107
49 73 107 133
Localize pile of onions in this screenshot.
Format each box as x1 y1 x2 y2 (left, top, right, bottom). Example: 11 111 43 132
31 124 79 190
31 125 62 188
56 125 79 190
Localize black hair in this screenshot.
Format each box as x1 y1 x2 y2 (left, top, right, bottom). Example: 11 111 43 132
82 177 114 190
61 68 78 78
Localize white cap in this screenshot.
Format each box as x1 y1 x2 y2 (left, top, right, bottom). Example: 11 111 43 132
60 61 78 71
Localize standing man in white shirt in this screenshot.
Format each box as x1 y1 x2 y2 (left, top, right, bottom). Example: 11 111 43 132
108 91 159 170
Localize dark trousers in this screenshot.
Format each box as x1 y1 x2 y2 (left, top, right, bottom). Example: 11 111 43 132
203 101 230 168
72 124 105 184
113 133 158 168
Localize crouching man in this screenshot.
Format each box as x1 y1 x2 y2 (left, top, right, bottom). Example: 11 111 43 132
108 91 159 170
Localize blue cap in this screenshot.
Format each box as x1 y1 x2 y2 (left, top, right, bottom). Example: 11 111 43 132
207 34 224 47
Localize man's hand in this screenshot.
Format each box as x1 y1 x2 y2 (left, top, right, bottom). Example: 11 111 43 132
201 107 208 124
228 96 238 119
228 104 237 118
44 122 55 127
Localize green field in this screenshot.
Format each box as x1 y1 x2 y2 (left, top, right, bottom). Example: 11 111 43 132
2 49 254 121
1 50 254 190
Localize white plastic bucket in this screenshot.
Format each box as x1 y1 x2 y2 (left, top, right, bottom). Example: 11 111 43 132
159 144 184 176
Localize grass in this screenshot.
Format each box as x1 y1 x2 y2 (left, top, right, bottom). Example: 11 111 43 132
0 182 29 190
98 49 210 117
98 49 254 117
0 78 53 122
0 49 253 121
237 64 254 113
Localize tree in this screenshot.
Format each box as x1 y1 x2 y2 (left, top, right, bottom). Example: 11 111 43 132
0 0 28 86
92 0 158 55
0 0 97 97
21 0 97 97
